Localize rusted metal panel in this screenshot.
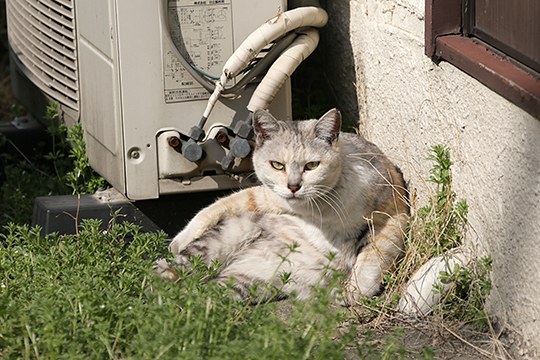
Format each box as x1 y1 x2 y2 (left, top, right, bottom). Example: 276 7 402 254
425 0 462 58
473 0 539 73
436 35 540 119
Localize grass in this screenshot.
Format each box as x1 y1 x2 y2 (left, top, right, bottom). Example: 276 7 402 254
348 145 503 358
352 145 492 322
0 220 358 359
401 146 492 329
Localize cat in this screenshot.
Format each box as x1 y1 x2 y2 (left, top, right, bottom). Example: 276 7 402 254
155 108 409 303
156 212 340 302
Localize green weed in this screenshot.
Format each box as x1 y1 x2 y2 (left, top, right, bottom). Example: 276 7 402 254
0 220 358 359
41 101 107 195
0 102 106 228
421 144 469 255
419 146 492 328
64 121 107 194
355 145 492 331
438 256 493 328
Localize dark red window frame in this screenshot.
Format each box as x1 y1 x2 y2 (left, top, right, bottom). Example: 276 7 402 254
425 0 540 119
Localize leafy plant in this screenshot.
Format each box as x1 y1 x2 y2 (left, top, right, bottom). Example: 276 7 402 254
421 145 469 255
438 256 493 328
42 101 107 195
64 121 107 194
416 147 492 328
399 145 469 276
353 145 491 333
0 220 357 359
0 102 107 228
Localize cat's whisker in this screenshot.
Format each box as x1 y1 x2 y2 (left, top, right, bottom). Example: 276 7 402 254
313 185 347 209
306 196 315 223
313 183 344 198
311 190 347 228
308 196 324 229
310 186 349 226
318 197 345 228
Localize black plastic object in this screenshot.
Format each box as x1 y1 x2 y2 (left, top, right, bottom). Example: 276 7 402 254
32 191 161 236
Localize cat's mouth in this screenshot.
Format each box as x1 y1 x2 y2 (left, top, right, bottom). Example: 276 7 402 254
274 186 307 203
285 193 305 202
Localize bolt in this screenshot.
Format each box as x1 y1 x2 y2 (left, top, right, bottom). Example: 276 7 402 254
188 126 205 142
234 121 254 139
215 130 229 147
167 136 181 150
182 139 204 162
220 154 235 170
230 138 252 158
130 150 140 159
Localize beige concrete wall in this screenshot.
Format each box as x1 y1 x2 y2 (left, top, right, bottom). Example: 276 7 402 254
322 0 540 356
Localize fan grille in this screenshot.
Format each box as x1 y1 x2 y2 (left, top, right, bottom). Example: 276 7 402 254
7 0 79 112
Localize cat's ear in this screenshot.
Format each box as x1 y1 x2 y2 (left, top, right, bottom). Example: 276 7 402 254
252 109 280 146
315 108 341 145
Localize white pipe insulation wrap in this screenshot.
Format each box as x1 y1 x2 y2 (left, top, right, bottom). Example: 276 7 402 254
222 6 328 79
247 29 319 112
202 80 225 118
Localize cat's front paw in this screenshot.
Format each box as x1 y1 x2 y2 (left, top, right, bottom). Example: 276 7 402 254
153 255 193 281
154 258 179 281
345 264 383 302
169 226 198 255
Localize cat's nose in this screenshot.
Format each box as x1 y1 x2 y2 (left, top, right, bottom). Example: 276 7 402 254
287 183 302 193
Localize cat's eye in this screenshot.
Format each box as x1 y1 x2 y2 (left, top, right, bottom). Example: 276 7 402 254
304 161 320 171
270 161 285 170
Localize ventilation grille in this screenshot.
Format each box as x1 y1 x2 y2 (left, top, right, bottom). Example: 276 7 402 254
6 0 79 112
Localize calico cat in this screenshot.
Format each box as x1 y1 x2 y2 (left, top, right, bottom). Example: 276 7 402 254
156 212 339 301
156 108 409 302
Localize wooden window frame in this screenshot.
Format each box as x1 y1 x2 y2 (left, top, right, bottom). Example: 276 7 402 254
425 0 540 119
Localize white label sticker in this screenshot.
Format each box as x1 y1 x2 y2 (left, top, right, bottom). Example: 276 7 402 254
164 0 233 103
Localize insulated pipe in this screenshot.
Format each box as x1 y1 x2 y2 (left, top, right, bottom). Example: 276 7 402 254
222 31 298 95
222 7 328 80
247 28 320 112
199 7 327 129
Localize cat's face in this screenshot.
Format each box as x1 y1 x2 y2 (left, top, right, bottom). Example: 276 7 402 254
252 109 343 206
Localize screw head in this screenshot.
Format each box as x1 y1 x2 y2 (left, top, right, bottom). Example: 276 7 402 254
167 136 181 149
130 150 140 159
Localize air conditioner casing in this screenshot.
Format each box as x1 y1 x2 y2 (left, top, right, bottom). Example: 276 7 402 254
7 0 291 200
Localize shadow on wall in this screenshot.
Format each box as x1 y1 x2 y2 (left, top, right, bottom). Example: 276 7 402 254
318 0 360 127
496 116 540 354
290 1 359 128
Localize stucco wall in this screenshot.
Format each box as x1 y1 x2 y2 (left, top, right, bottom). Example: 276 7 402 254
322 0 540 356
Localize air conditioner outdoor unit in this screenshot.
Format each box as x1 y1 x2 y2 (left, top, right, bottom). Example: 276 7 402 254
6 0 327 200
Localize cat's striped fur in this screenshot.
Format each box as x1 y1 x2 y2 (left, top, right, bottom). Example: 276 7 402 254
157 212 339 301
156 108 409 302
